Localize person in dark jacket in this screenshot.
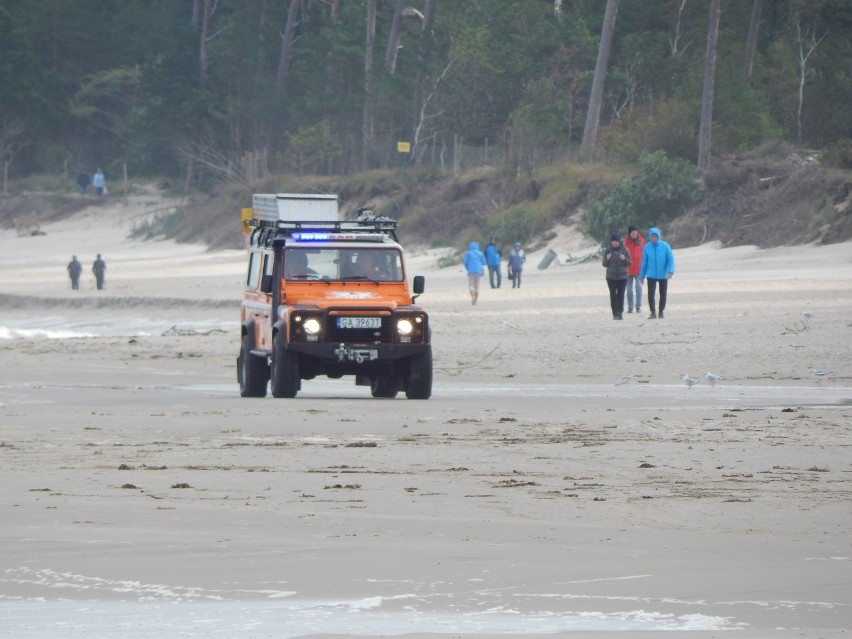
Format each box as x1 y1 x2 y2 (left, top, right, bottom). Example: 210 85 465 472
639 227 675 319
67 255 83 290
76 172 89 195
602 233 632 320
506 242 526 288
92 253 107 290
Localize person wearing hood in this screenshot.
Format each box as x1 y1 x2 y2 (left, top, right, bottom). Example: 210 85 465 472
484 237 503 288
462 241 486 305
639 227 675 319
507 242 526 288
602 233 632 320
623 225 645 313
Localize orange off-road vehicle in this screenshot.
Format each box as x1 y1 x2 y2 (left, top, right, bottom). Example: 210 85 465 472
237 193 432 399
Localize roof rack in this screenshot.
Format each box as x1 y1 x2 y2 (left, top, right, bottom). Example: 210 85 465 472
252 212 399 241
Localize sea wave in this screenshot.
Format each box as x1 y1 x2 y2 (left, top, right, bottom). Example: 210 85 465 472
0 293 234 310
0 326 97 340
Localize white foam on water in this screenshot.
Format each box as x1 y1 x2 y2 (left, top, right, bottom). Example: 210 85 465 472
0 316 232 340
0 568 741 636
0 599 739 637
0 326 97 340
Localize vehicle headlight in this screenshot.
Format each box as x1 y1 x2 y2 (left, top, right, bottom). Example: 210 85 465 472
303 318 321 335
397 318 414 336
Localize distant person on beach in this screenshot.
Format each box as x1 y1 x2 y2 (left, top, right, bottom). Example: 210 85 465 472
462 241 486 305
484 237 502 289
639 227 675 319
76 172 89 195
92 254 107 290
602 233 631 320
67 255 83 290
92 169 106 196
623 225 645 313
507 242 526 288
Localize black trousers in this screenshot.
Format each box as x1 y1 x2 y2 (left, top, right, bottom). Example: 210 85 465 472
646 278 668 313
607 278 627 315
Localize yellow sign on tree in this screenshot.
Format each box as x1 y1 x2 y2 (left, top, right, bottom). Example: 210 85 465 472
240 208 253 234
397 141 411 153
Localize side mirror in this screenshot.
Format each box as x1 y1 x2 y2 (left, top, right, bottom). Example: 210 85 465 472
412 275 425 295
260 274 273 294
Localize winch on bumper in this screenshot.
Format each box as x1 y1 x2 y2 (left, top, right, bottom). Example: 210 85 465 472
266 304 432 399
283 304 430 367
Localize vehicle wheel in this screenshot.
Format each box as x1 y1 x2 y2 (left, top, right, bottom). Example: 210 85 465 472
238 334 268 398
370 374 400 398
270 334 300 398
405 348 432 399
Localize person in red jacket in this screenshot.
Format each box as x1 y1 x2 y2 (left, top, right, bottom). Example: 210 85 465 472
623 225 645 313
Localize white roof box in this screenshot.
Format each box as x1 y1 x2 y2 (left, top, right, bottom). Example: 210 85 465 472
252 193 339 223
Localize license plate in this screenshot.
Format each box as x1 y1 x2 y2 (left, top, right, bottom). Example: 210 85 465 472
336 316 381 329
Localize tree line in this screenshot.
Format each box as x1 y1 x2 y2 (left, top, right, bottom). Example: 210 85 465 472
1 0 849 188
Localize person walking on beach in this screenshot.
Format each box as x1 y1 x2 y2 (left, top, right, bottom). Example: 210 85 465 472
602 233 631 320
623 225 645 313
484 237 502 288
76 172 89 195
67 255 83 290
639 227 675 319
462 241 486 305
92 169 106 196
507 242 526 288
92 253 107 290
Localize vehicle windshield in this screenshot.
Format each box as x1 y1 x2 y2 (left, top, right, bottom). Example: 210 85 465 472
283 247 403 282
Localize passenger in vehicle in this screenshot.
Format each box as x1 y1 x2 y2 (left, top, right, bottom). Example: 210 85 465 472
352 252 390 279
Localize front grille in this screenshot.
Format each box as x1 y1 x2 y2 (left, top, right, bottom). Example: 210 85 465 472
326 315 392 344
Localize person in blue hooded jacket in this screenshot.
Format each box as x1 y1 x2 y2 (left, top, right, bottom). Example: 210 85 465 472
462 241 486 305
484 237 502 288
639 227 675 319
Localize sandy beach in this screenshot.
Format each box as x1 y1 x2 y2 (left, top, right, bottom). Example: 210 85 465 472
1 189 851 638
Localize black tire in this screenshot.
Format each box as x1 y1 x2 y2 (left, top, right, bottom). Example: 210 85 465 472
270 333 300 398
405 347 432 400
238 334 268 398
370 374 400 398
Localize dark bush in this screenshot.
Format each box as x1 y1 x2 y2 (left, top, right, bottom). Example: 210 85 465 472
582 151 700 242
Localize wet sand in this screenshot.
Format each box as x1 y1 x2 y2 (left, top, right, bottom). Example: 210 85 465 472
1 192 851 637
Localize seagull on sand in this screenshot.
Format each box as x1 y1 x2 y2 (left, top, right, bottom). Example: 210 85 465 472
810 368 830 384
681 373 700 389
704 372 721 387
615 375 635 386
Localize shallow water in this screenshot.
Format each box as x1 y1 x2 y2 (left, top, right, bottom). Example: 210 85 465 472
2 598 737 637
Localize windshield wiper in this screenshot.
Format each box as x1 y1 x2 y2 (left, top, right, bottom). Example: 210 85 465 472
341 275 380 284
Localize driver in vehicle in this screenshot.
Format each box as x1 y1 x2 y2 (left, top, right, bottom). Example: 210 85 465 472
284 251 316 278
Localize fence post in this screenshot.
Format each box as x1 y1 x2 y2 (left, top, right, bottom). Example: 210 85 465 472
453 134 460 177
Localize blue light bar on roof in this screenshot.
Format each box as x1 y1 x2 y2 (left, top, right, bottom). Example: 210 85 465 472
291 232 330 241
290 232 385 242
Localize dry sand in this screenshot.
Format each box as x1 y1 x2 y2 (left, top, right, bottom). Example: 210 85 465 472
1 188 851 638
